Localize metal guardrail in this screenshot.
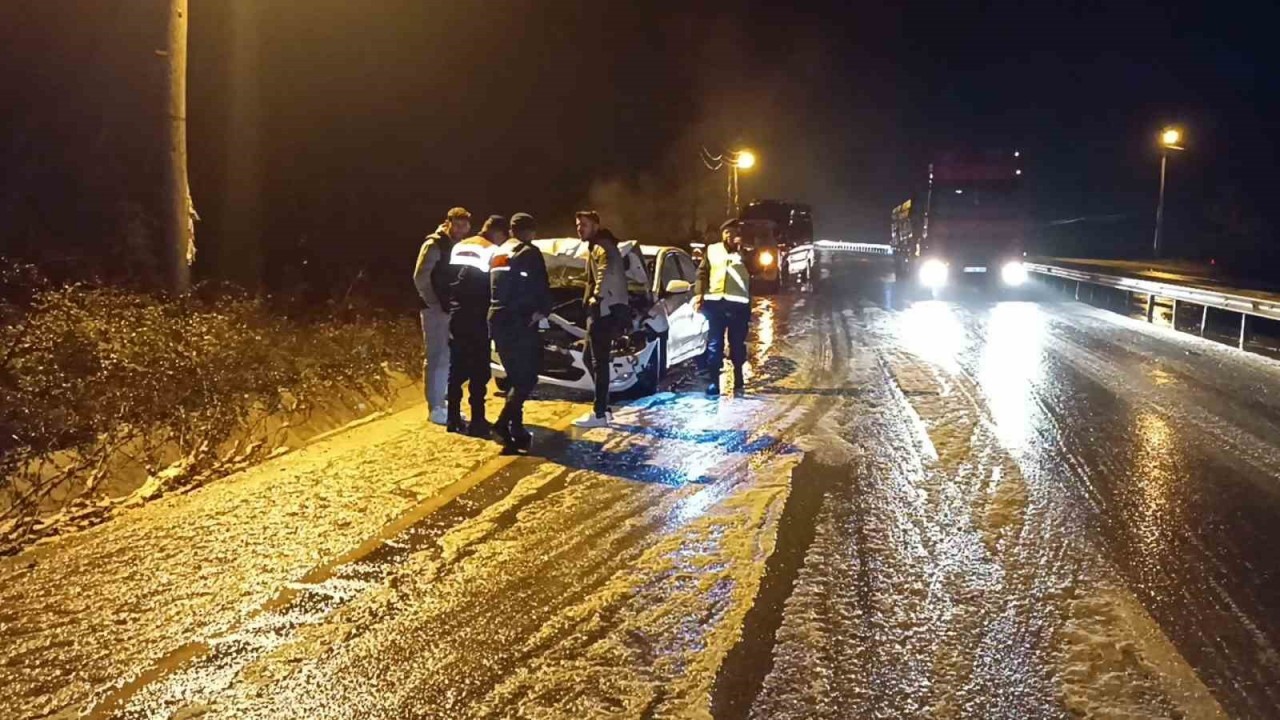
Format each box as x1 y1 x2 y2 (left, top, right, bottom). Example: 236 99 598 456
814 240 893 255
1027 262 1280 349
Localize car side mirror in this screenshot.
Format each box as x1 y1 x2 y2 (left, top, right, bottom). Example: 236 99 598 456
663 279 692 296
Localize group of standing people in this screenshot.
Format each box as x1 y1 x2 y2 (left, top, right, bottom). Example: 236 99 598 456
412 207 753 454
412 208 547 454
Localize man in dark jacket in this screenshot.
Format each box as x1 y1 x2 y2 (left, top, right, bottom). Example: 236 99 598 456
413 207 471 425
444 215 508 435
489 212 551 453
572 211 630 429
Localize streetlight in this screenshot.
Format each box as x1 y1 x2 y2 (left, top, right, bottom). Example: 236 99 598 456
1153 126 1185 258
701 147 758 217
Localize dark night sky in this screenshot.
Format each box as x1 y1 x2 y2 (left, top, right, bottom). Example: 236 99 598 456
3 0 1278 295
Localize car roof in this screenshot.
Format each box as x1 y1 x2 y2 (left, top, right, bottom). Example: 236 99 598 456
533 238 685 259
639 244 688 257
533 238 653 287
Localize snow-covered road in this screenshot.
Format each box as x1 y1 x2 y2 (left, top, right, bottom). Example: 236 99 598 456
4 258 1279 719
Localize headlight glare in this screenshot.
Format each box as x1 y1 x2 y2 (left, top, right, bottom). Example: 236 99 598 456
1001 261 1028 286
918 258 948 288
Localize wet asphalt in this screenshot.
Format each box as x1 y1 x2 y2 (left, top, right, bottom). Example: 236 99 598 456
4 255 1280 719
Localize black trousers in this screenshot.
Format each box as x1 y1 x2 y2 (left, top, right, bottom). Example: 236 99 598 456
448 314 490 423
492 318 540 430
585 310 625 417
702 299 750 383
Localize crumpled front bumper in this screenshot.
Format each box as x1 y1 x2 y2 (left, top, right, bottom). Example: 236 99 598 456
489 316 658 392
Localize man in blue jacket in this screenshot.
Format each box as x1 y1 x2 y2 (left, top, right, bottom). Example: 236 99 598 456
443 215 507 435
489 212 551 453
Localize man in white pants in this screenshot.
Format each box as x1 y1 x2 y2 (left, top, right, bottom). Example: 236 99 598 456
413 207 471 425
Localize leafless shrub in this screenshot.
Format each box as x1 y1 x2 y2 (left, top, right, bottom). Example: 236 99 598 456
0 260 418 552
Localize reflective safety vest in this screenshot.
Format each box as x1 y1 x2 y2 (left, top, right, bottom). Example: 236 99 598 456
446 236 498 316
449 236 498 271
705 242 750 303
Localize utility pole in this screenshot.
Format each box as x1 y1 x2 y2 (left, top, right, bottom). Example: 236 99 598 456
1152 127 1184 259
162 0 194 293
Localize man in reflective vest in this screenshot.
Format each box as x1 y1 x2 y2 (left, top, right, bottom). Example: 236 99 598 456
444 215 508 435
694 218 751 397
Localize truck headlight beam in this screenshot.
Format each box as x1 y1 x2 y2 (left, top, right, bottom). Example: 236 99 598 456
919 258 948 288
1001 261 1028 286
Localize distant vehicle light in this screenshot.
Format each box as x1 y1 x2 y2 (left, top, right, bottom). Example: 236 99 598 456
1001 261 1028 286
919 258 948 288
955 189 964 194
758 249 775 267
1015 169 1022 175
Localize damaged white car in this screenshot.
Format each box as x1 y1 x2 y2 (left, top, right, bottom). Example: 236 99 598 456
491 238 709 396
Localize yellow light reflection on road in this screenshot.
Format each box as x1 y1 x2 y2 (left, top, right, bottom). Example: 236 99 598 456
978 302 1047 452
752 296 776 368
1132 409 1177 552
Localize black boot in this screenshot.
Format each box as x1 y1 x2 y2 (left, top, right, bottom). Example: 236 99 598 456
511 408 533 453
493 422 519 453
493 403 513 438
733 366 746 398
446 414 467 434
706 382 720 397
467 404 490 438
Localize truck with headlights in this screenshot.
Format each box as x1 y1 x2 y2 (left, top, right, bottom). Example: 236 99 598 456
738 200 814 294
891 151 1028 291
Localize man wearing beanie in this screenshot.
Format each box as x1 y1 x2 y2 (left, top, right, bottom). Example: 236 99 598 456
695 218 752 397
489 212 551 453
443 215 508 435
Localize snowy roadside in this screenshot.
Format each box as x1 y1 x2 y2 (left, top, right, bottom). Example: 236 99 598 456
1 372 427 556
89 303 828 719
0 391 580 720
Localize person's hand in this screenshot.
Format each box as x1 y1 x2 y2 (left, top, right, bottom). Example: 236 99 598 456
529 312 546 326
692 296 703 313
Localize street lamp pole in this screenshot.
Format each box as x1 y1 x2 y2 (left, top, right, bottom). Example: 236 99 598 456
1153 152 1168 257
728 163 737 218
702 147 756 219
1153 127 1183 259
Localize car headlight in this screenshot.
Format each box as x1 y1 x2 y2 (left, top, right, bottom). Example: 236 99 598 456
758 250 775 267
1001 261 1027 286
918 258 948 288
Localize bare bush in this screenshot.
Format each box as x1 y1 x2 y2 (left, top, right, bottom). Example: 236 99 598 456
0 261 418 552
